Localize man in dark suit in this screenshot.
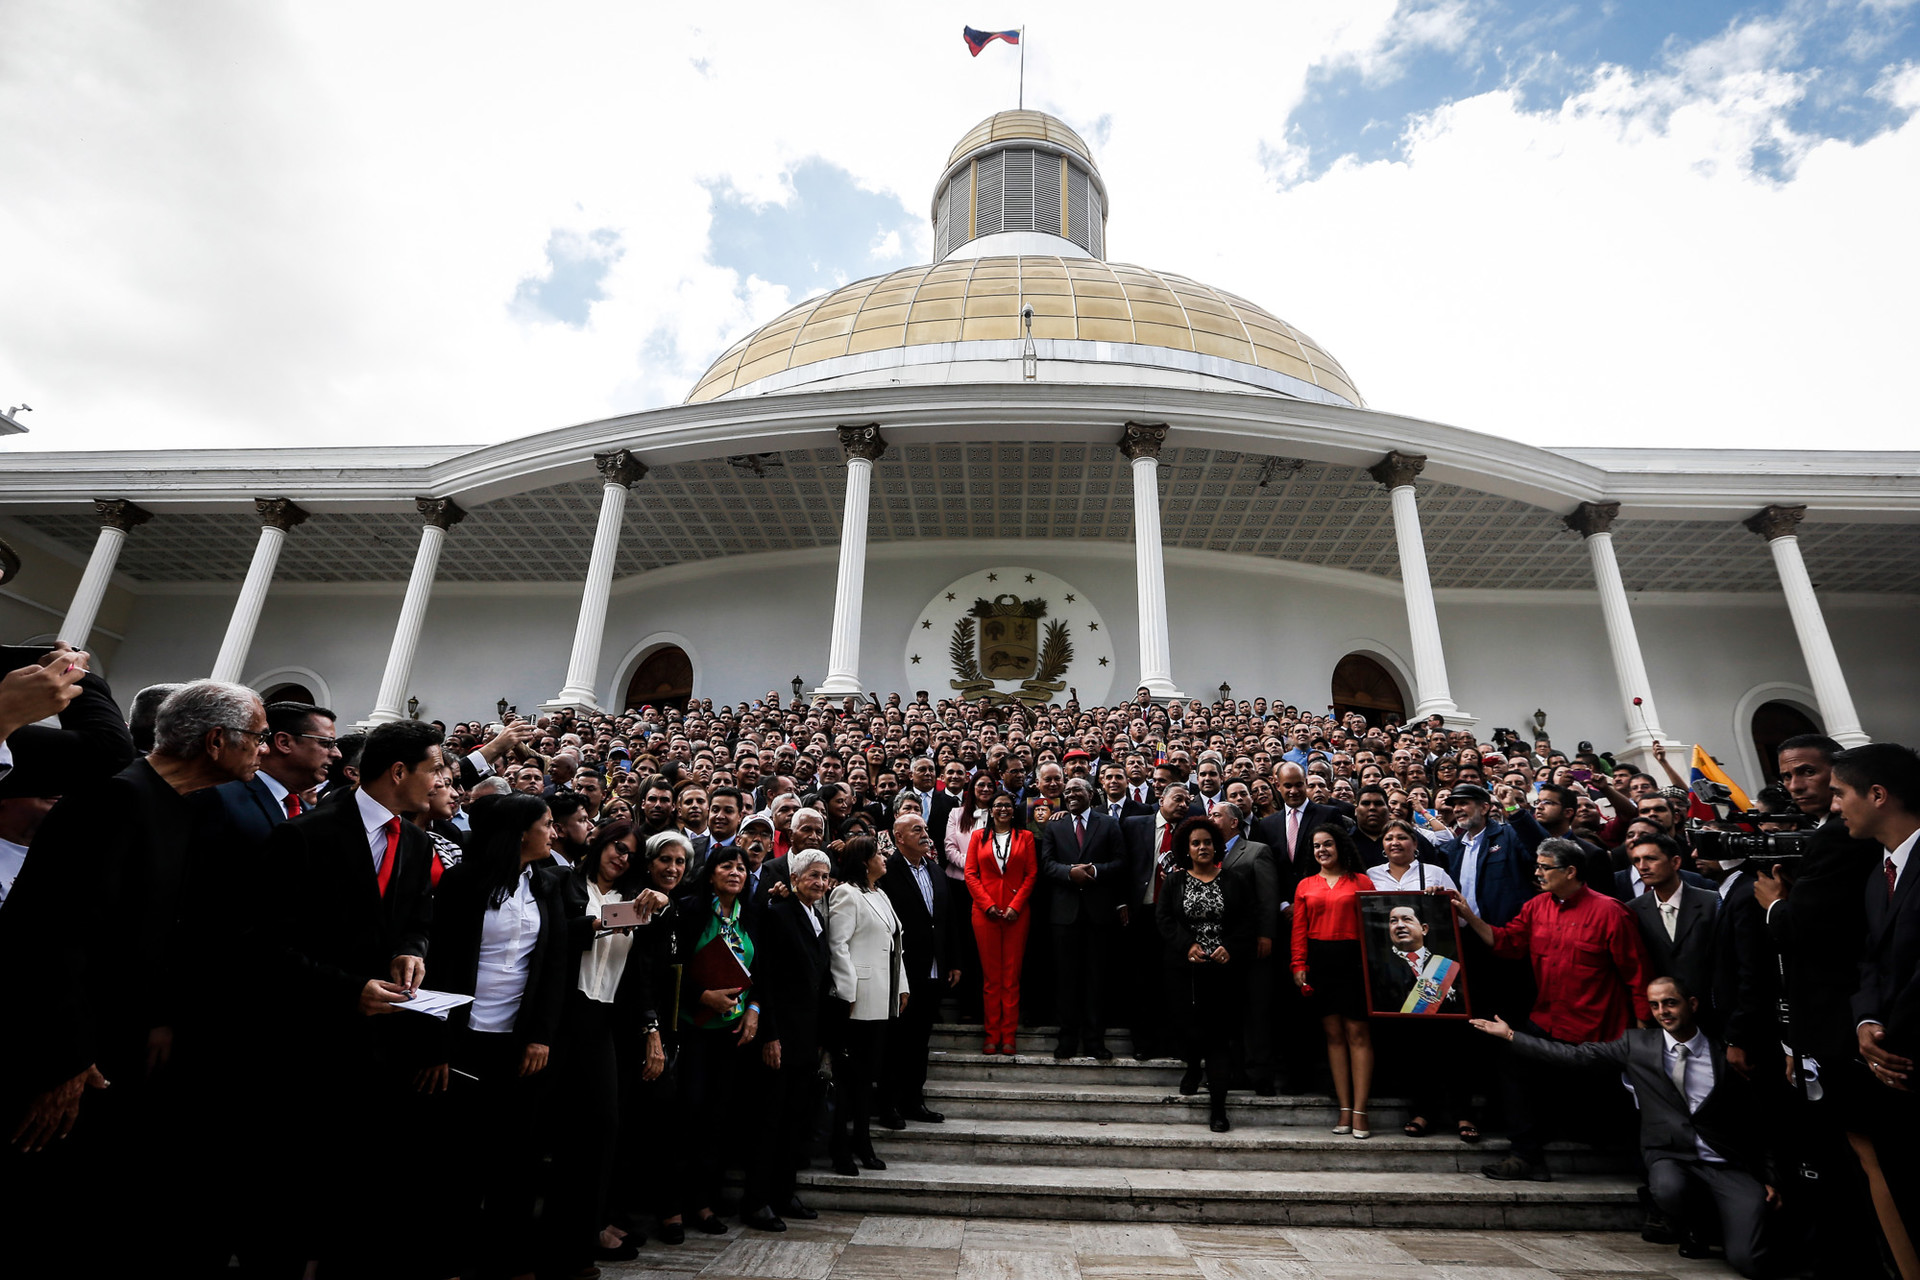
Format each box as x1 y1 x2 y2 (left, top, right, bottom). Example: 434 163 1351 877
1215 802 1283 1092
1096 762 1132 822
3 680 268 1267
1624 834 1720 1008
1834 742 1920 1238
1253 761 1347 874
1039 777 1127 1059
1119 781 1191 1060
1120 752 1157 818
264 718 444 1272
881 810 956 1124
1472 977 1776 1277
210 700 342 842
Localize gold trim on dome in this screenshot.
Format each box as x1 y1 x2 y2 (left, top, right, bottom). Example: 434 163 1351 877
947 110 1097 171
684 257 1362 407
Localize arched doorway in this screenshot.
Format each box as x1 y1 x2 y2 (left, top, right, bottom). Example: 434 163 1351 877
261 682 316 705
1751 699 1820 785
1331 653 1406 727
624 645 693 712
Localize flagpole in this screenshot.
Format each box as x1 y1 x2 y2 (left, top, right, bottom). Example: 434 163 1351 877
1019 27 1025 109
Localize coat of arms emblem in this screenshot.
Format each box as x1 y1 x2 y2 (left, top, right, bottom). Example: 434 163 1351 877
950 594 1074 704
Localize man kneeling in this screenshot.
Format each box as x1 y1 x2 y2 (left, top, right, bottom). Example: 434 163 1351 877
1471 977 1776 1277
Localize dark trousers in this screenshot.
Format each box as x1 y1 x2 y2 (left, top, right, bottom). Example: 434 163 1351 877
1647 1155 1771 1278
768 1040 824 1210
828 1011 889 1160
679 1022 769 1214
888 963 939 1111
1241 956 1277 1085
548 992 619 1272
611 1031 685 1227
1122 906 1169 1055
1172 960 1243 1102
444 1028 548 1280
1376 1020 1473 1124
947 878 984 1021
1051 909 1114 1048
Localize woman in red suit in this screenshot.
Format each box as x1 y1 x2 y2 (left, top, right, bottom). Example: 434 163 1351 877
964 792 1037 1055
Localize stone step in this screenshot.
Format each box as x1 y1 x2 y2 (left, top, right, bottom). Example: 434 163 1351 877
923 1080 1414 1128
926 1049 1185 1086
930 1024 1136 1054
794 1160 1643 1229
868 1117 1625 1175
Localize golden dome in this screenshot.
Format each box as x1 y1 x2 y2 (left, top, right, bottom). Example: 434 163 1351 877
947 111 1098 172
685 256 1361 407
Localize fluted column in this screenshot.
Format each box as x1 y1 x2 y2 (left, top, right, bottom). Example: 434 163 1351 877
1565 501 1675 768
366 498 465 725
1745 504 1868 746
59 498 150 647
546 450 647 712
1369 452 1471 726
1121 422 1184 701
815 425 885 699
211 498 308 683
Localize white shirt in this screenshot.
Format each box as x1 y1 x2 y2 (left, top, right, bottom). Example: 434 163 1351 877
0 740 11 782
471 868 540 1033
1367 862 1460 895
257 769 292 807
0 835 28 908
355 789 400 874
1717 865 1744 902
578 880 634 1004
1888 826 1920 889
1662 1028 1724 1163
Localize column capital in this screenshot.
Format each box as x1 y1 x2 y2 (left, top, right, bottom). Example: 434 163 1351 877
415 496 467 530
1117 421 1169 461
254 497 309 532
1562 500 1620 539
1744 504 1806 541
836 423 887 462
1367 451 1426 490
594 448 648 488
93 497 152 532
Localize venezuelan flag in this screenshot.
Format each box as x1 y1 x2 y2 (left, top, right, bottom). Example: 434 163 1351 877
964 26 1020 56
1688 745 1754 821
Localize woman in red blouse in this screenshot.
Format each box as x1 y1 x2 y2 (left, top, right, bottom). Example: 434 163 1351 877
1291 823 1374 1138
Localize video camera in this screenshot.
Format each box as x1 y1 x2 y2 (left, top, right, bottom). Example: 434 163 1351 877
1687 778 1819 862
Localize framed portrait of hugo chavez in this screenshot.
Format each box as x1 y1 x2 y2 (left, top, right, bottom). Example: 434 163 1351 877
1357 891 1471 1019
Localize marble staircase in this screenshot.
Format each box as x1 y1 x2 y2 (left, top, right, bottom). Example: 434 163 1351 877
795 1024 1643 1229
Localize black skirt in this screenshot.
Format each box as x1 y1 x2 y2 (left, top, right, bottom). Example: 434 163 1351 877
1303 938 1368 1020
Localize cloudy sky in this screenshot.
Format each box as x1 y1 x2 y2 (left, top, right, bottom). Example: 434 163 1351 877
1 1 1915 455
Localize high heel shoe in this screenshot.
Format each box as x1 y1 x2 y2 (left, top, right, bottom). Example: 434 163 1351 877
1351 1110 1371 1140
1332 1106 1352 1135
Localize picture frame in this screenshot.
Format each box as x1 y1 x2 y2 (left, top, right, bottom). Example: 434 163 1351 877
1357 890 1471 1019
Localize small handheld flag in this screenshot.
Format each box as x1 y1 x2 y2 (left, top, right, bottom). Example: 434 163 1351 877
963 26 1020 56
1688 744 1754 822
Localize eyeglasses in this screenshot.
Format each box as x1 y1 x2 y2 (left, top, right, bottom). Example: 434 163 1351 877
295 733 340 749
228 727 273 744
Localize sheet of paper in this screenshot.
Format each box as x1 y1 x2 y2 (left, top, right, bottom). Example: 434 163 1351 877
393 988 474 1020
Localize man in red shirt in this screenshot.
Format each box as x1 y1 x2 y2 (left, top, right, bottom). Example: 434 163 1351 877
1450 837 1652 1182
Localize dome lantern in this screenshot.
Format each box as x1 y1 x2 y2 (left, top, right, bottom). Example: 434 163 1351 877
933 110 1109 263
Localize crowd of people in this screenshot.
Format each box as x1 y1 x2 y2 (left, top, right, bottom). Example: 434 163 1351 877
0 646 1916 1279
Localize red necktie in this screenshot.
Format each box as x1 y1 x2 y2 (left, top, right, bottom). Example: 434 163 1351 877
284 792 302 818
1074 816 1085 849
1889 856 1901 900
376 817 401 897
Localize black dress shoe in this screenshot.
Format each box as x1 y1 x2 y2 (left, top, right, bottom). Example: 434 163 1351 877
831 1153 860 1176
1676 1232 1713 1260
876 1107 907 1130
1179 1064 1203 1096
594 1241 640 1262
694 1213 729 1234
856 1149 887 1171
1053 1042 1079 1060
783 1195 818 1221
656 1220 686 1245
905 1105 944 1123
743 1211 787 1233
1088 1044 1114 1061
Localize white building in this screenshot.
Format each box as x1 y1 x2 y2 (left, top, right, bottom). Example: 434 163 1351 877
2 109 1915 793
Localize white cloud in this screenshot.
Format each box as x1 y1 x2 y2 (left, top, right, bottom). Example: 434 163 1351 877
0 0 1912 460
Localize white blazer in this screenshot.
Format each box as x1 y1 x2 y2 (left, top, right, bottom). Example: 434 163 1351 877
827 881 910 1021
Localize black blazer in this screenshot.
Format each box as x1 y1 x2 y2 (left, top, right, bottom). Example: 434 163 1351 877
1038 809 1127 923
1253 803 1350 874
1627 884 1721 1006
1154 866 1258 968
1856 841 1920 1054
0 670 136 801
1767 820 1875 1057
881 852 951 984
1610 866 1716 902
755 894 830 1062
1120 813 1163 910
427 861 569 1052
210 773 291 849
264 795 436 1027
0 758 195 1091
1711 875 1778 1053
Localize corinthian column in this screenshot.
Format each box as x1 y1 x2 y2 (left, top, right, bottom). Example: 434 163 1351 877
211 498 308 683
59 498 151 648
815 425 885 699
1121 422 1184 701
546 450 647 712
1369 452 1471 727
366 498 465 724
1564 501 1674 769
1745 504 1868 746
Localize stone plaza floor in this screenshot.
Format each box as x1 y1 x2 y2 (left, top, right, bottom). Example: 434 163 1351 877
602 1212 1744 1278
